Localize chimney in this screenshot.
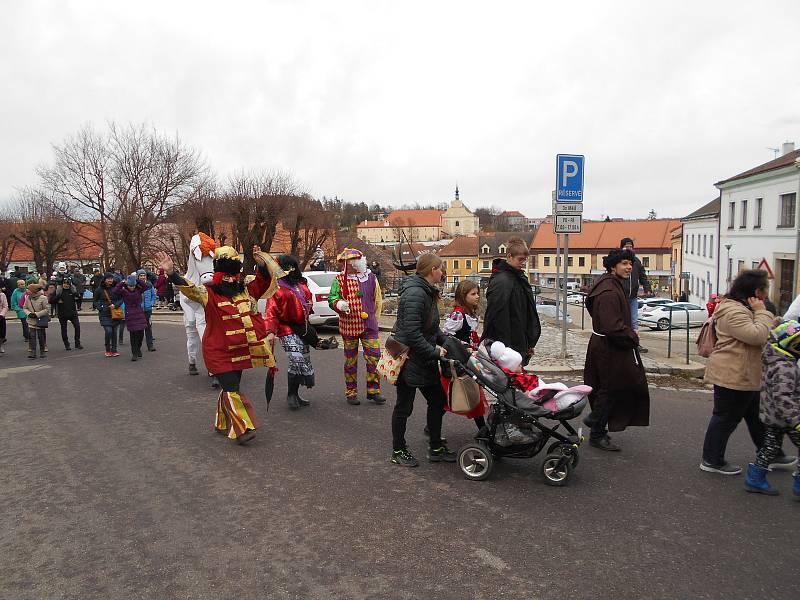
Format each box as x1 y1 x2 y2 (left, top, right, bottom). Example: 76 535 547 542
782 141 795 156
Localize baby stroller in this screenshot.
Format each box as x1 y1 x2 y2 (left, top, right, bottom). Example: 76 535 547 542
441 337 588 486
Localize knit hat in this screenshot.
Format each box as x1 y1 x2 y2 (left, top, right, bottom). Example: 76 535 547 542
771 320 800 357
603 249 635 272
25 276 38 285
125 275 137 286
620 237 634 248
489 341 523 372
103 272 115 281
136 269 147 276
27 283 42 293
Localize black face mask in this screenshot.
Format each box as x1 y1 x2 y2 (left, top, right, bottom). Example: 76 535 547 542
210 280 245 297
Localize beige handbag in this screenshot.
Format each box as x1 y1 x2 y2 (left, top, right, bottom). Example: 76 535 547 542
447 360 481 414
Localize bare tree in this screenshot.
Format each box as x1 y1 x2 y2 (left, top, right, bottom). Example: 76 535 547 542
223 169 302 271
11 188 71 276
283 194 333 268
38 121 207 272
0 213 18 274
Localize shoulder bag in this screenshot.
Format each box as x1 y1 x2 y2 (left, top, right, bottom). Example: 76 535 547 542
290 319 320 348
446 359 481 414
104 290 124 321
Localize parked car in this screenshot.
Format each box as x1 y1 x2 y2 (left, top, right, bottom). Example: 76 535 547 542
566 293 584 305
257 270 340 327
637 297 675 312
640 302 707 330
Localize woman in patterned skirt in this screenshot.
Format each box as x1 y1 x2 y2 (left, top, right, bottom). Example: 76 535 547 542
264 255 315 410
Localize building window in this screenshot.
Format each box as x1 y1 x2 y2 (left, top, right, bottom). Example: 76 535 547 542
779 193 797 228
691 235 695 254
455 220 460 227
684 235 688 253
728 201 735 229
481 245 490 254
738 260 745 274
453 259 459 270
498 244 506 254
754 198 763 229
567 256 573 267
740 200 748 228
642 257 650 268
544 257 551 267
465 260 472 269
453 275 460 283
709 235 713 259
702 235 707 257
579 257 585 267
482 260 490 270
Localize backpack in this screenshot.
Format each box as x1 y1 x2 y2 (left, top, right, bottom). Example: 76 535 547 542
696 316 717 358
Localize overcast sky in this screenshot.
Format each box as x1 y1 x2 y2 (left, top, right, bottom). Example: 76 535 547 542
2 1 799 220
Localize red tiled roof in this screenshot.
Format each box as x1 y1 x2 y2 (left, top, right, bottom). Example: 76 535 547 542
531 219 681 252
357 210 444 229
501 211 525 217
9 221 105 263
716 149 800 186
439 235 479 257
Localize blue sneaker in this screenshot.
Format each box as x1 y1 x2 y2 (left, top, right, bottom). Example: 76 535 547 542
793 473 800 501
744 463 779 495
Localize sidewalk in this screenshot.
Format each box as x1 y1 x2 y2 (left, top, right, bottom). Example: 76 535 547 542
377 314 706 378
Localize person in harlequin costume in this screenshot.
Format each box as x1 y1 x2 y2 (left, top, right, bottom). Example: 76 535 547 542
328 248 386 405
156 245 285 445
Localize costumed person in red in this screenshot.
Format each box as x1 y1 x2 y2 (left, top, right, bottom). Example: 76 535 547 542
156 245 284 445
442 280 487 431
264 254 316 411
707 293 719 317
328 248 385 405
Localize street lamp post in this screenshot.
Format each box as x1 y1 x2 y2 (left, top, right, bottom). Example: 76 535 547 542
725 243 732 290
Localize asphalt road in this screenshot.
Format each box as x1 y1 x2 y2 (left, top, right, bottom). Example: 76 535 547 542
1 320 797 599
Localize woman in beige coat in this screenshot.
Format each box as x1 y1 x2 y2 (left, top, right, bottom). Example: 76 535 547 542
701 270 796 474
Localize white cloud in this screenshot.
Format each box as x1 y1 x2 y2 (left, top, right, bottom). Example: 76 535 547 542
1 0 799 219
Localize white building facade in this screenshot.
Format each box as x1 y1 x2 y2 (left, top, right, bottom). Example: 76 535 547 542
717 144 800 313
681 199 719 305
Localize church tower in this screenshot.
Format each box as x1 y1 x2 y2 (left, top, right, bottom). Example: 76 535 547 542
453 184 462 207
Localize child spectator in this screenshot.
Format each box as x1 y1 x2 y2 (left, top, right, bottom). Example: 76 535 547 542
744 320 800 498
23 283 49 359
442 280 487 430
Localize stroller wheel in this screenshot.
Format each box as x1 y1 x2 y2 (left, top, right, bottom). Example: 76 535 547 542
546 442 580 469
458 443 494 481
541 453 572 486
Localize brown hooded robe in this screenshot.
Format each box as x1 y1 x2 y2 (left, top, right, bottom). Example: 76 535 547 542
584 273 650 431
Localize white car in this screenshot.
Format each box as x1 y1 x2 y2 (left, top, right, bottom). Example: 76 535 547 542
257 270 340 327
637 298 674 313
536 304 573 324
640 302 708 330
566 293 584 305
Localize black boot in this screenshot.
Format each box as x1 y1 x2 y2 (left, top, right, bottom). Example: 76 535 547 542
287 374 300 410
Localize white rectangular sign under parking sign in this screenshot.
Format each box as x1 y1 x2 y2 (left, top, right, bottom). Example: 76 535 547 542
554 214 582 233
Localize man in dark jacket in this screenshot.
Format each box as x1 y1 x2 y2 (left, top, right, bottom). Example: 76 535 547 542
583 249 650 451
620 237 651 353
49 278 82 350
482 238 541 366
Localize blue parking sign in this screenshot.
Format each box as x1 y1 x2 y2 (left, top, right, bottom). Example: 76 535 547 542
556 154 585 202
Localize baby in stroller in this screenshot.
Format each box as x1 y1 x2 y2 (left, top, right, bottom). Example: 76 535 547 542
441 336 591 484
485 341 591 445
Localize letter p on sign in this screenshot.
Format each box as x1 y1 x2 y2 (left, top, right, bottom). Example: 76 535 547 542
561 161 579 187
556 154 585 201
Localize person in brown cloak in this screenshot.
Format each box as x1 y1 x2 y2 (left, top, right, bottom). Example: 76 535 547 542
582 249 650 451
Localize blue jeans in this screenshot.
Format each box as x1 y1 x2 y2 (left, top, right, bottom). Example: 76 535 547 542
629 298 639 331
102 322 119 352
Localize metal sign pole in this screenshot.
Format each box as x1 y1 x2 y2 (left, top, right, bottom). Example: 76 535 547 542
562 234 569 359
555 232 561 316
